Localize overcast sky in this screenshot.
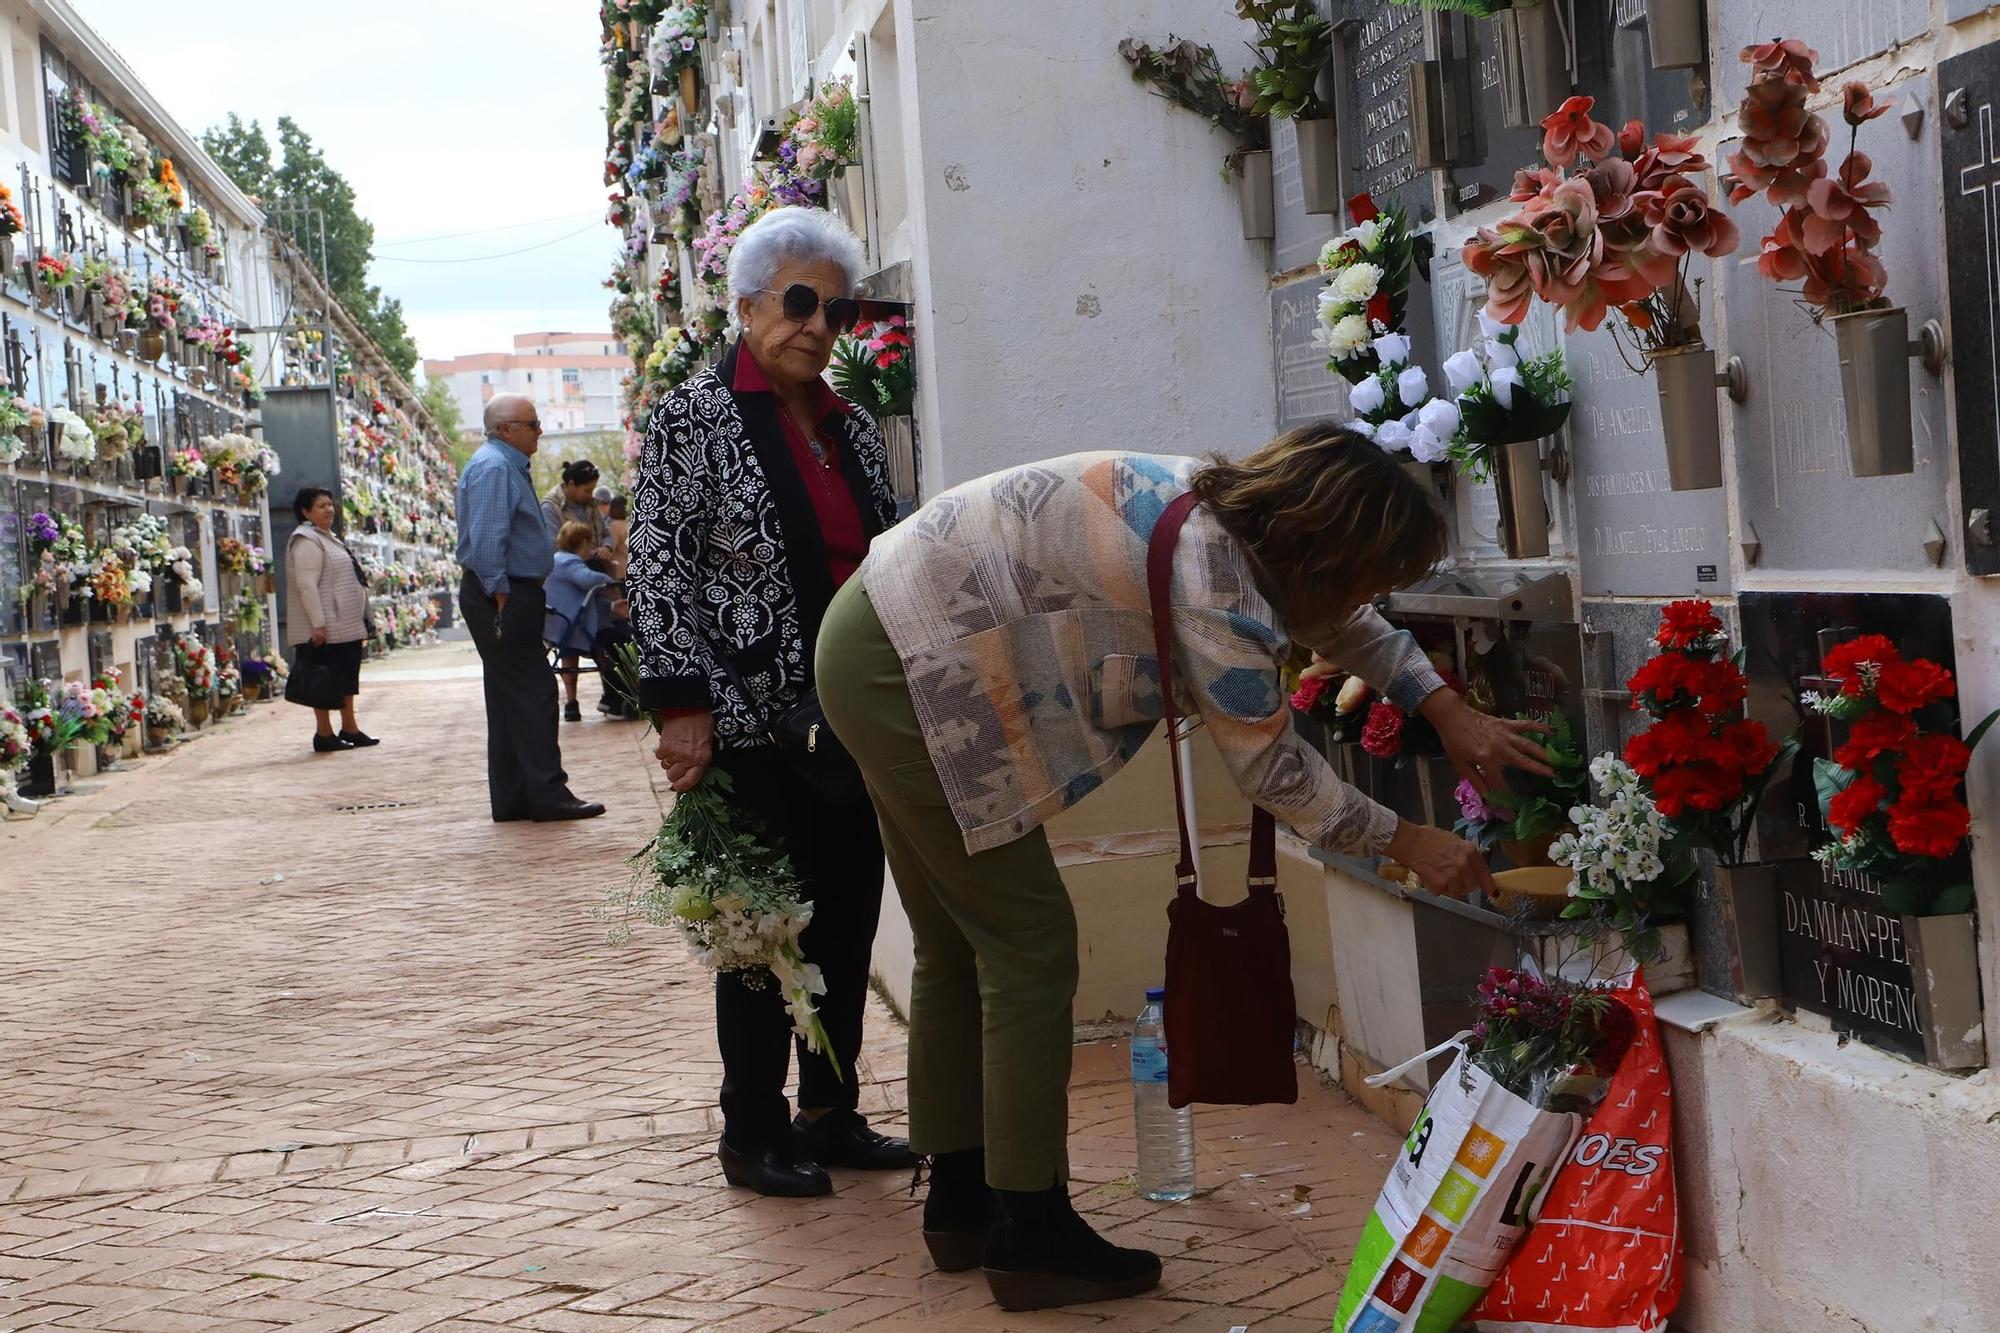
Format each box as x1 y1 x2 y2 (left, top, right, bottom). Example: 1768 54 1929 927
72 0 619 371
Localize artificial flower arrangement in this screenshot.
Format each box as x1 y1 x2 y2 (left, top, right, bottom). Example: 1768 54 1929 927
203 434 244 489
85 403 143 457
178 639 216 695
35 254 74 290
27 512 90 600
830 316 915 419
49 408 93 464
1552 755 1695 962
1118 35 1269 178
0 703 28 775
145 274 184 332
0 182 22 238
1290 652 1456 759
168 446 207 479
59 678 115 747
95 670 139 745
143 694 185 737
1726 40 1892 317
1453 711 1590 862
1316 194 1427 382
89 550 133 610
649 1 708 79
659 142 707 243
1621 600 1792 868
1340 332 1458 464
1810 636 1999 916
1464 96 1738 356
785 78 859 183
1440 317 1573 481
19 678 83 759
1238 0 1334 122
216 536 254 577
184 205 214 248
0 382 29 465
229 588 264 635
604 642 840 1068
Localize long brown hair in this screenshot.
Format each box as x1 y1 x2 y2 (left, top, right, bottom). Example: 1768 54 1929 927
1188 422 1447 630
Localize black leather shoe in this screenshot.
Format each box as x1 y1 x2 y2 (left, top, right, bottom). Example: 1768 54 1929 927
563 701 582 722
718 1138 832 1197
984 1184 1161 1311
923 1149 995 1272
528 798 606 821
793 1110 920 1171
338 730 380 747
492 811 530 823
312 733 352 754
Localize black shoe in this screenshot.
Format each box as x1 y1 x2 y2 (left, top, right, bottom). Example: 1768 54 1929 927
596 696 619 714
312 733 353 754
983 1184 1161 1311
338 730 380 747
493 810 530 823
563 701 582 722
792 1109 919 1172
923 1149 995 1273
718 1138 832 1198
528 798 606 822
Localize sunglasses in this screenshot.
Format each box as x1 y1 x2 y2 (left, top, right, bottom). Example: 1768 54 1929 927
761 284 861 333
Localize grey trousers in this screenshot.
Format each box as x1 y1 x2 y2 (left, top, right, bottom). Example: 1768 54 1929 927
458 573 571 818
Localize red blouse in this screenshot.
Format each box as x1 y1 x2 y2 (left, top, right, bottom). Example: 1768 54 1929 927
734 348 867 587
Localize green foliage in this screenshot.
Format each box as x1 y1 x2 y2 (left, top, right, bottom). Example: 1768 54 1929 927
202 114 419 377
1237 0 1334 121
1505 711 1589 842
1390 0 1516 14
1118 35 1267 172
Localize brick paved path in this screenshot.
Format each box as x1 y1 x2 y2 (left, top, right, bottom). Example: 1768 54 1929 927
0 643 1399 1331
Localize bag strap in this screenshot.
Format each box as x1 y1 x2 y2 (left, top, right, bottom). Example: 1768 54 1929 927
1146 491 1278 901
1363 1030 1474 1087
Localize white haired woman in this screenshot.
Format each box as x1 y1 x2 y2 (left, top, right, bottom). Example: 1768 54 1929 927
627 206 913 1197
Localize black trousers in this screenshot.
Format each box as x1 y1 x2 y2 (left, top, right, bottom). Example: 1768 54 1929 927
714 745 887 1150
588 623 637 711
458 574 571 818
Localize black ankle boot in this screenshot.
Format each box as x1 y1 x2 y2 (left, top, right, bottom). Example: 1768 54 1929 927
922 1149 994 1272
982 1183 1161 1311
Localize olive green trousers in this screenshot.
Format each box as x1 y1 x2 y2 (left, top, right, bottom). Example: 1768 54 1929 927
815 575 1077 1191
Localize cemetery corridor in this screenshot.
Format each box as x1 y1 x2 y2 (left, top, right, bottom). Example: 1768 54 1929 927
0 640 1399 1331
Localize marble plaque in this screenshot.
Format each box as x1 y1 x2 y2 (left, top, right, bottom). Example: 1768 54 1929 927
1716 2 1926 81
1567 257 1731 596
1942 43 2000 576
0 483 19 629
1724 80 1951 576
1273 274 1346 431
1335 0 1434 222
1950 0 2000 20
1273 115 1337 275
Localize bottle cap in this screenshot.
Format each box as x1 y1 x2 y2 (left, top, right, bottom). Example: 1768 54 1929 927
1145 987 1165 1002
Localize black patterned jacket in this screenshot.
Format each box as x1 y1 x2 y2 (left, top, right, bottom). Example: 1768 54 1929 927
627 341 897 750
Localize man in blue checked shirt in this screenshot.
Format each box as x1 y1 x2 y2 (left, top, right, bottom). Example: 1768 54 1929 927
455 393 605 822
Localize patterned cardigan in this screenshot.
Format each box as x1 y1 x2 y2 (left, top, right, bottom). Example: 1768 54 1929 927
859 452 1447 856
627 342 897 749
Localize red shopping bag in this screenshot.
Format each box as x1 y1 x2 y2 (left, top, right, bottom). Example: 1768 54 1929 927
1469 975 1681 1333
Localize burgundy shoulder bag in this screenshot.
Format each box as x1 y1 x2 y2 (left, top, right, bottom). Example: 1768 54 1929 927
1148 490 1300 1109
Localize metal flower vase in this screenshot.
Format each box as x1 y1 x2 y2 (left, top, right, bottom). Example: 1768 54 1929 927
1497 0 1571 129
139 328 165 362
679 66 699 117
20 751 55 798
1832 306 1915 477
1294 117 1339 215
1903 911 1987 1070
1649 343 1725 491
1490 439 1551 558
1646 0 1706 70
1237 149 1274 240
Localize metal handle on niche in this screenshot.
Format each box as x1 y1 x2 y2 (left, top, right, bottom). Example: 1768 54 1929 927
1909 320 1947 377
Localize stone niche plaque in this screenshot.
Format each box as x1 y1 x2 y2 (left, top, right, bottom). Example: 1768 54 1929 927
1272 115 1337 275
1725 79 1950 577
1942 42 2000 576
1442 2 1705 218
1737 591 1958 1060
1717 2 1927 82
1431 252 1567 558
1335 0 1434 223
1569 260 1730 596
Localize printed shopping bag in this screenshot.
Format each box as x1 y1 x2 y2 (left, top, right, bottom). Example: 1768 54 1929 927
1333 1037 1584 1333
1469 976 1681 1333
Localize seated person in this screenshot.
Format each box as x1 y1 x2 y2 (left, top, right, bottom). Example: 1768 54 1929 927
546 520 638 717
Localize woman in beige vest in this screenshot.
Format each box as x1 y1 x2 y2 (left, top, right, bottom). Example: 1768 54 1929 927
285 487 377 753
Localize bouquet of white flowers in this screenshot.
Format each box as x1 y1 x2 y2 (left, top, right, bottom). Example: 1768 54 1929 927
1342 331 1460 464
1551 755 1692 961
50 407 93 462
1314 194 1425 383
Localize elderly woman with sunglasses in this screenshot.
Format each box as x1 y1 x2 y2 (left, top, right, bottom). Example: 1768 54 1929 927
626 206 910 1198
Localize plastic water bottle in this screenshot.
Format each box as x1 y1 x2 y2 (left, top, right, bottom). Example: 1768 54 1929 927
1132 987 1195 1201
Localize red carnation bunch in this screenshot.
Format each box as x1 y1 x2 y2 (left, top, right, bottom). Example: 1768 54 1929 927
1812 637 1988 906
1622 600 1789 865
1360 699 1405 759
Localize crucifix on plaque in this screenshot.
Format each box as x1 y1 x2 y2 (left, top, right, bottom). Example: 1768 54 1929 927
1961 100 2000 473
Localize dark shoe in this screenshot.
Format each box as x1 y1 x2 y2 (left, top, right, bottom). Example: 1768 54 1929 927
563 701 582 722
338 730 380 747
312 733 352 754
596 695 619 714
528 798 606 822
718 1138 832 1198
492 810 530 823
792 1109 919 1172
922 1149 994 1273
983 1184 1161 1311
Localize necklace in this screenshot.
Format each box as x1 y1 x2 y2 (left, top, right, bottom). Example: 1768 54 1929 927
779 402 834 470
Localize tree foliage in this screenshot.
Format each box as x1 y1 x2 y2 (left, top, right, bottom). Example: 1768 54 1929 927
201 114 420 378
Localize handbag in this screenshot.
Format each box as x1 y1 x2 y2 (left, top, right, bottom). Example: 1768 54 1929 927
711 651 871 806
1149 489 1300 1109
284 641 345 710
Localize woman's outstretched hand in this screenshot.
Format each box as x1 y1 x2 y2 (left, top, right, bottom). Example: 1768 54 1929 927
1423 689 1553 796
1385 819 1496 899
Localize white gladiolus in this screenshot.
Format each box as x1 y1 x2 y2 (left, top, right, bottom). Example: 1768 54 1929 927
1444 348 1485 397
1396 364 1430 408
1349 375 1388 416
1373 331 1412 366
1333 262 1384 303
1490 365 1523 410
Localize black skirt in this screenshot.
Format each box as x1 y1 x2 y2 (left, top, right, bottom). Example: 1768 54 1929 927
317 639 364 697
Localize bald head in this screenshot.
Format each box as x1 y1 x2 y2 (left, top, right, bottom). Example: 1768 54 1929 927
484 393 541 455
